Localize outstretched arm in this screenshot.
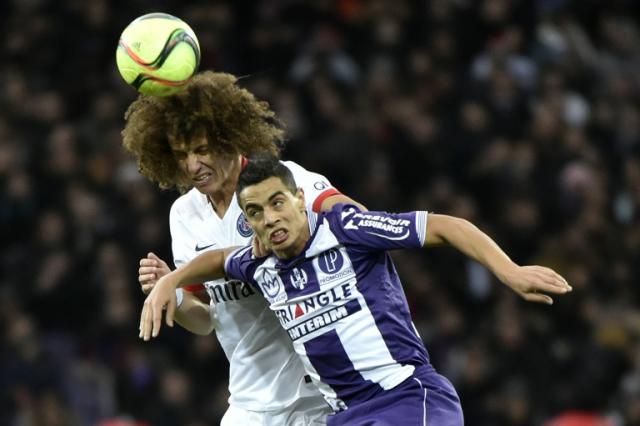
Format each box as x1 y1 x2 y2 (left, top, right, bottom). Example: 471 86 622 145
138 252 212 335
139 247 236 341
425 214 572 304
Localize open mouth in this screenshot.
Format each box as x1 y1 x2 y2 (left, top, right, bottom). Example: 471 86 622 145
270 229 288 245
193 173 212 185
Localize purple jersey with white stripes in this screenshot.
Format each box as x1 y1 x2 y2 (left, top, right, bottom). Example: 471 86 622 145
224 204 446 413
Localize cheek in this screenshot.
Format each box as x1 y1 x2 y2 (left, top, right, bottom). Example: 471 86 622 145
214 157 233 172
255 228 270 246
248 220 265 237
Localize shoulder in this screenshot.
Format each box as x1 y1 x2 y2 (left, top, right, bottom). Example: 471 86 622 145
323 203 362 222
281 160 335 197
280 160 303 172
170 188 208 222
225 245 270 280
280 160 313 179
315 203 361 235
280 160 322 181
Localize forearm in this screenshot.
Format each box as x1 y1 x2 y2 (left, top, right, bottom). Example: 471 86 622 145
172 249 231 288
174 291 215 335
426 215 517 283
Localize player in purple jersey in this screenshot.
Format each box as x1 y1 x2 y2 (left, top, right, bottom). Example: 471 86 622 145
139 156 572 426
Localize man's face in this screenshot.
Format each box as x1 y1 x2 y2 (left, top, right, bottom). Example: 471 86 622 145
239 177 309 259
169 135 238 195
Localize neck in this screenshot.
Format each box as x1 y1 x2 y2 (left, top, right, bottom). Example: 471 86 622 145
207 155 242 218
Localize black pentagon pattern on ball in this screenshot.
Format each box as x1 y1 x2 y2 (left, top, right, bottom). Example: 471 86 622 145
129 28 200 90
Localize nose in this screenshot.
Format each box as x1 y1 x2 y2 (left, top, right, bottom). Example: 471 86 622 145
263 207 279 227
185 153 201 174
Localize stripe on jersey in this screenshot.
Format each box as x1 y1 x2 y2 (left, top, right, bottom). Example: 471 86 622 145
413 378 428 426
416 211 428 246
346 246 430 367
334 294 416 391
303 328 383 407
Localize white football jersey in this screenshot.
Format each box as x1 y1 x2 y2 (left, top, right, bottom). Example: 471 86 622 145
169 160 339 412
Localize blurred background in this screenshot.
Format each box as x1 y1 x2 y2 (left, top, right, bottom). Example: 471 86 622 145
1 0 639 425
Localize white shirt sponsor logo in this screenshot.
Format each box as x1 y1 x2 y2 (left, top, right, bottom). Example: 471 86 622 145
345 212 410 235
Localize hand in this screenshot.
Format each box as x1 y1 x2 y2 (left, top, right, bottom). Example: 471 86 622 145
139 274 179 341
251 236 271 258
500 265 572 305
138 252 171 294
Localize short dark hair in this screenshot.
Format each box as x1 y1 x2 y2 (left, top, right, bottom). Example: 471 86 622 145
236 155 297 200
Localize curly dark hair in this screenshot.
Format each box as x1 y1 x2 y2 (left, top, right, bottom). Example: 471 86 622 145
122 71 284 192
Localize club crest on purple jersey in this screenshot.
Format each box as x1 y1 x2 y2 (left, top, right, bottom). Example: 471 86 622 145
290 267 308 290
258 269 282 298
236 213 253 237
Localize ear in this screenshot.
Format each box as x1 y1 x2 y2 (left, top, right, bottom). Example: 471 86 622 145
237 189 246 211
296 188 306 211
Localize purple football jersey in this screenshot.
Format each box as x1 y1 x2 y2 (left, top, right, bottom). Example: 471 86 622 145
225 204 462 423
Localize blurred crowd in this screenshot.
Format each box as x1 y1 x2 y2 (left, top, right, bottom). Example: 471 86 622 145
1 0 639 425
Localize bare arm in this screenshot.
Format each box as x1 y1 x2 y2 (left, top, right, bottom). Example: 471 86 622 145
139 247 236 340
173 291 215 336
425 214 572 304
138 252 213 335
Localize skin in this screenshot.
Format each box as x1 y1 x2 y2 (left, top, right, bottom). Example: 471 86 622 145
139 176 572 341
240 177 309 259
138 139 364 334
168 135 242 218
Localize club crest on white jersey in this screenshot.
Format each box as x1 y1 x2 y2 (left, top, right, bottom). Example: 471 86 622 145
236 212 253 237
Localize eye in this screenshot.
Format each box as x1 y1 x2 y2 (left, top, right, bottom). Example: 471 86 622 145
247 209 262 219
172 151 187 160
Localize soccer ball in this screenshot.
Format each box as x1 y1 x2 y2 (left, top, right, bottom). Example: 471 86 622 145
116 12 200 96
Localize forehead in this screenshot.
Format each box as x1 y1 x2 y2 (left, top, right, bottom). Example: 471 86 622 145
240 177 290 206
168 134 209 151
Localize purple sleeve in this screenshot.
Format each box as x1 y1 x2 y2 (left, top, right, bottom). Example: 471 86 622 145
329 204 428 251
224 246 255 283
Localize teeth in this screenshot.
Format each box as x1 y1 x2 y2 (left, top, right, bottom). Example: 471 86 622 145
195 174 210 182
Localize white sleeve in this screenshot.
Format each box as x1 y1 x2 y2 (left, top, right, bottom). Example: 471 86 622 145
282 160 342 212
169 202 208 293
169 202 194 269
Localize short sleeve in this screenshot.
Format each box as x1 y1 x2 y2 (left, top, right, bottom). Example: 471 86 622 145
329 204 428 252
170 202 206 292
224 246 255 284
169 202 192 269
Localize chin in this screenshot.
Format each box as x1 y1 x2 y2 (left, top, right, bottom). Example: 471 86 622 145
275 244 297 259
198 183 219 195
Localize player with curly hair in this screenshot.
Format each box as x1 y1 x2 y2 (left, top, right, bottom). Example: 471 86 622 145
122 71 363 425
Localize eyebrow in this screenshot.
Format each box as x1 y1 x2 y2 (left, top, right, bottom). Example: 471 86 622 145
244 191 286 210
